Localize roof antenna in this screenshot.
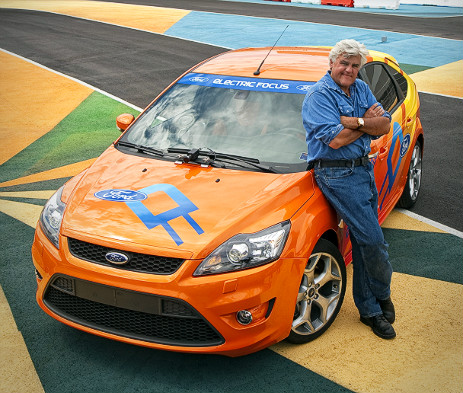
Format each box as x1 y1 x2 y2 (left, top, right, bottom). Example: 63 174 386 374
254 25 289 76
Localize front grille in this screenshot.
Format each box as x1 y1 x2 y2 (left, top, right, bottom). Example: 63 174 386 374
44 276 224 347
68 238 185 275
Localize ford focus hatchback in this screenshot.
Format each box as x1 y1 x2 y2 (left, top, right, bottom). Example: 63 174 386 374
32 47 423 357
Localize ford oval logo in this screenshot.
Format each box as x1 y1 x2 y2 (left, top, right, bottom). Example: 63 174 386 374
296 85 312 92
190 76 209 83
105 251 129 265
400 134 411 157
95 189 147 202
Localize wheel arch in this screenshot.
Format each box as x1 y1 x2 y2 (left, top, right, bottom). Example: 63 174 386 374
416 132 424 154
286 236 347 344
319 229 339 250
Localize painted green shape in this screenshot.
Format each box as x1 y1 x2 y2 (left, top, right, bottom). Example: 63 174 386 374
0 196 48 206
0 178 71 193
0 92 139 183
383 228 463 284
399 63 433 75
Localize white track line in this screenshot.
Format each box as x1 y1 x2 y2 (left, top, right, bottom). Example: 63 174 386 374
396 208 463 238
0 48 142 112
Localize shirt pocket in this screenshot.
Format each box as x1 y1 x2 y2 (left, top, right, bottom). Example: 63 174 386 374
358 97 370 116
338 103 353 117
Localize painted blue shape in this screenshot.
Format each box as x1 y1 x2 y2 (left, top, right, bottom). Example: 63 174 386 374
165 12 463 68
125 184 204 246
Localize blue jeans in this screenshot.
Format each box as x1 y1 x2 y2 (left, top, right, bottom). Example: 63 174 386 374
314 161 392 318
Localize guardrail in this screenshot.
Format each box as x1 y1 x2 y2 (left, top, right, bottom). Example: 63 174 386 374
353 0 399 9
266 0 462 7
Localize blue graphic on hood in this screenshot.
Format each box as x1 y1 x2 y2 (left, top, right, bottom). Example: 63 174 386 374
178 73 314 95
124 183 204 246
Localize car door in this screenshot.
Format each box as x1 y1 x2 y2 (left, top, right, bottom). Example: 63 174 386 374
359 61 411 222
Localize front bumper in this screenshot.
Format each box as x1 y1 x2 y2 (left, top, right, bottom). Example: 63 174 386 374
31 226 307 357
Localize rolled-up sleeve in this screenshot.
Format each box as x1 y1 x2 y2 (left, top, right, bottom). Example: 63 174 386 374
302 90 343 146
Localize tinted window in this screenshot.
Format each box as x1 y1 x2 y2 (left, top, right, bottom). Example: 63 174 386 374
359 63 399 112
389 67 408 97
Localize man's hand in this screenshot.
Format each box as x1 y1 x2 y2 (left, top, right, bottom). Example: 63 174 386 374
364 103 385 118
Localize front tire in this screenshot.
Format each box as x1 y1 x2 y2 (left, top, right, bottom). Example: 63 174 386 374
287 239 346 344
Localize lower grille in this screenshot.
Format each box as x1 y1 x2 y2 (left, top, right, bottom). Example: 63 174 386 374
44 276 224 347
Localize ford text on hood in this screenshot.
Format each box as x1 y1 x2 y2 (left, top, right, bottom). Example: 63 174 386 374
31 47 423 356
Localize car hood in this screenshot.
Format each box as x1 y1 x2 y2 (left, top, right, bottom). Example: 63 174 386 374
61 146 314 259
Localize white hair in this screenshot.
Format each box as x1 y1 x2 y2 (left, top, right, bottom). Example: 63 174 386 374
329 39 369 67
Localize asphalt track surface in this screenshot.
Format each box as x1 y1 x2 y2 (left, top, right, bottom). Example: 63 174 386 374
0 4 462 231
102 0 463 39
0 1 462 393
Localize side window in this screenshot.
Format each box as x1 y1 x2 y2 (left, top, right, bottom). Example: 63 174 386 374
358 63 400 113
389 67 408 98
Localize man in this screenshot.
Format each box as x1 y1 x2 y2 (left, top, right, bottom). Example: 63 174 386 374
302 39 396 339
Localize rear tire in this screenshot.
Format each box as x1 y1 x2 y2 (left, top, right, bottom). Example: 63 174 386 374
397 140 422 208
286 239 346 344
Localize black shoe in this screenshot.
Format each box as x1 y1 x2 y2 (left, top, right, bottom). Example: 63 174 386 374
360 314 396 339
379 297 395 324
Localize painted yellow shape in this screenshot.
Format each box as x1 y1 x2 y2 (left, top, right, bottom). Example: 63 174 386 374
0 199 44 228
0 51 92 166
411 60 463 98
0 190 56 200
0 158 96 188
271 265 463 393
382 209 446 233
0 285 45 393
0 0 190 34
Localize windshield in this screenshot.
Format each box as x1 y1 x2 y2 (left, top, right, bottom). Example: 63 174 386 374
120 73 313 172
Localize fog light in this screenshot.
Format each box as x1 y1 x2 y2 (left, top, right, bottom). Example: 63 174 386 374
236 310 253 325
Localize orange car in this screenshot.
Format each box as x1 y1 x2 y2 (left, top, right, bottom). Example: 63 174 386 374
32 47 423 357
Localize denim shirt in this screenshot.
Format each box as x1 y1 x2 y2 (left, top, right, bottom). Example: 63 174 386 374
302 71 391 162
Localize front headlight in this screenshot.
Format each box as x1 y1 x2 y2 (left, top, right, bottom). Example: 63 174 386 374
40 186 66 249
194 221 291 276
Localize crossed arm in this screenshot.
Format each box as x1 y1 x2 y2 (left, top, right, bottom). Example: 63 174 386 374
328 103 391 150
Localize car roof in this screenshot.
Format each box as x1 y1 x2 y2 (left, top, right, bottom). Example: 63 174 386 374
193 46 399 82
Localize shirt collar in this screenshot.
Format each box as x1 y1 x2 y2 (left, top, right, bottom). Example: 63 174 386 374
323 71 358 97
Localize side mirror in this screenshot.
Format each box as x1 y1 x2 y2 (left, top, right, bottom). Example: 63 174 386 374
116 113 135 132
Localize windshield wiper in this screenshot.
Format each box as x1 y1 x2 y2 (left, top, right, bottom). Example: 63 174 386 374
117 141 164 157
167 148 278 173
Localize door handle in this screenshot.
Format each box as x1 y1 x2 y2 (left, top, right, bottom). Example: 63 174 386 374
379 145 389 159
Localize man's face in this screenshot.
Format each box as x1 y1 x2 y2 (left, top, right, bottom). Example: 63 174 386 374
329 54 361 94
